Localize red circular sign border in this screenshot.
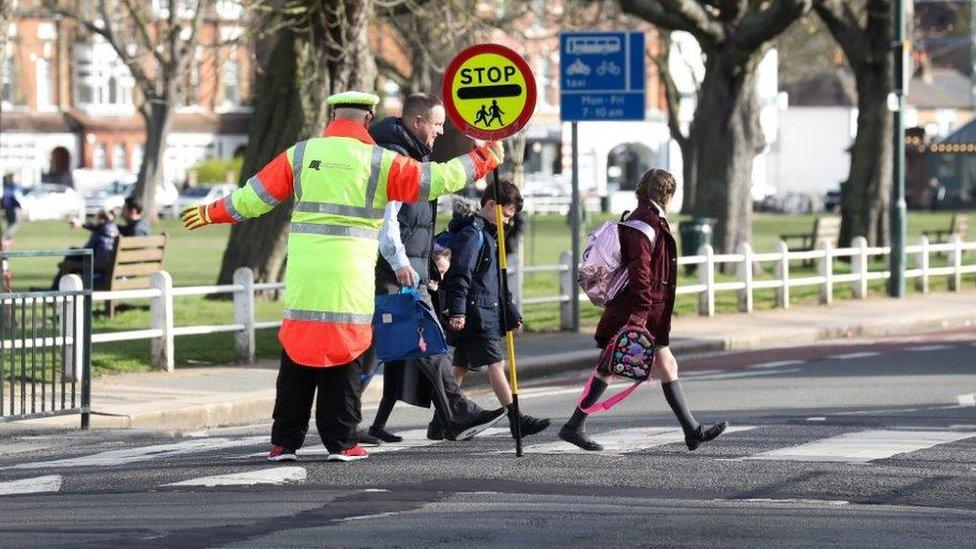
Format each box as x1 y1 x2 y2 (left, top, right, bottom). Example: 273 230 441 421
441 43 537 141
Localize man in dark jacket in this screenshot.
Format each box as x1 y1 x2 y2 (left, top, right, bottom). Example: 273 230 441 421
119 196 151 237
361 93 506 443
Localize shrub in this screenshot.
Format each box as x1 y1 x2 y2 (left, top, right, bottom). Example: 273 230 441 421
190 157 244 185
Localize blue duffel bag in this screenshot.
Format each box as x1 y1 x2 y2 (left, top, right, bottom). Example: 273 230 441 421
372 287 448 362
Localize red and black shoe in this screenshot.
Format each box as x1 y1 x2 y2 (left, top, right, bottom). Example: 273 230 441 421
267 445 298 462
326 444 369 462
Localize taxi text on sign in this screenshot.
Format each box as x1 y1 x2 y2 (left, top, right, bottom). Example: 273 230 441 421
442 44 537 140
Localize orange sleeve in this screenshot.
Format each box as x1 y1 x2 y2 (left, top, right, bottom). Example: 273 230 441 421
253 152 295 202
386 155 423 203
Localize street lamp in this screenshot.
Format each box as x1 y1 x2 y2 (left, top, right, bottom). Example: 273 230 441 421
889 0 908 298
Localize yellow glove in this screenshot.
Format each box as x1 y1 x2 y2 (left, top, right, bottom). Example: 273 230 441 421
181 204 212 230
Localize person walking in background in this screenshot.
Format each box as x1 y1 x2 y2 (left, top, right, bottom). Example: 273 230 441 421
2 173 23 246
181 90 504 463
364 93 505 444
559 169 728 452
442 180 550 439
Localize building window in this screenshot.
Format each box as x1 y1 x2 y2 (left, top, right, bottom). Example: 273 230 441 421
222 59 240 106
1 54 15 104
74 40 134 111
93 143 107 169
35 58 53 109
112 144 126 170
131 144 143 171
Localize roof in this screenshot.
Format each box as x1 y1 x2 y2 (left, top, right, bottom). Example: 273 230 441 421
906 68 973 109
63 110 251 135
781 69 856 107
0 112 74 133
935 115 976 145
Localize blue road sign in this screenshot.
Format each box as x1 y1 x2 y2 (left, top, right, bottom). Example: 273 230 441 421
560 31 646 122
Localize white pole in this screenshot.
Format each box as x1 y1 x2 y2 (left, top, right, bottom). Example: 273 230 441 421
149 271 174 372
774 240 790 309
736 242 753 313
233 268 256 364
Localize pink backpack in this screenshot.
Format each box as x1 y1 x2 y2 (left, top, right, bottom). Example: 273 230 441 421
578 218 655 307
578 325 656 413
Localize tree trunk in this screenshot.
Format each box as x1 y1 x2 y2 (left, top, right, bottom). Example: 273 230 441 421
216 1 374 286
839 65 892 247
134 100 174 221
690 49 765 256
678 137 696 214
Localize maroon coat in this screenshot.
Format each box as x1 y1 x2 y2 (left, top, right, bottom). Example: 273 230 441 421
595 202 677 348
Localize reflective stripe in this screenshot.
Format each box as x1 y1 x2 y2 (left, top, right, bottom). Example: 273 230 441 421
292 140 308 201
418 161 431 201
249 174 279 206
458 152 476 182
294 201 385 219
224 195 244 222
364 146 384 212
284 308 373 324
290 222 378 239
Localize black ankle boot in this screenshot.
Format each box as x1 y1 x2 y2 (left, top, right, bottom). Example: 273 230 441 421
685 421 728 451
559 424 603 451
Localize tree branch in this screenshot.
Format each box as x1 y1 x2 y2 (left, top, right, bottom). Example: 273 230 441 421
651 35 688 147
813 0 869 66
734 0 812 52
617 0 725 47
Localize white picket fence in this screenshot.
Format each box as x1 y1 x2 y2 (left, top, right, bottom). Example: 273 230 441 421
520 234 976 330
59 234 976 371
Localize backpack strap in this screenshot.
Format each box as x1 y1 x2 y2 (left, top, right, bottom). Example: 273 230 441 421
577 370 645 414
619 219 655 244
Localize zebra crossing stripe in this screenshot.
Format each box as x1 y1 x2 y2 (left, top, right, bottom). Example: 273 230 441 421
164 466 305 487
6 436 267 470
744 429 976 463
0 475 62 496
518 426 756 455
906 345 954 352
828 352 880 360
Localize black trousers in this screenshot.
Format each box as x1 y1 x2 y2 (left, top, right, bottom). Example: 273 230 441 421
271 350 364 453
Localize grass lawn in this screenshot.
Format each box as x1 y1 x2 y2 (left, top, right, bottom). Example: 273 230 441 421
5 210 973 375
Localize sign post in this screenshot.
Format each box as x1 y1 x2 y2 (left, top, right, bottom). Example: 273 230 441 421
560 31 646 331
443 44 536 457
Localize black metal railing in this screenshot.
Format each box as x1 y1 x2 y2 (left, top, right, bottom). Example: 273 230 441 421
0 249 92 428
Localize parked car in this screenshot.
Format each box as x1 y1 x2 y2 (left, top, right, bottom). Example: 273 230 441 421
176 184 236 212
20 184 86 221
83 180 131 217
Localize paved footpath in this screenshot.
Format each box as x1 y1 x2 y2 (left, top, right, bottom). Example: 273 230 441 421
2 291 975 433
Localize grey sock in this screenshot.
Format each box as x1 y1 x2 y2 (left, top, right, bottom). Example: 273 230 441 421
662 380 700 436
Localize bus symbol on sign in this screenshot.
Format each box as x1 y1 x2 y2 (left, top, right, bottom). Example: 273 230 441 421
566 35 621 55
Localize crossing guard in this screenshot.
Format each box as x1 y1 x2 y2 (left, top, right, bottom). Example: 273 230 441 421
182 90 503 461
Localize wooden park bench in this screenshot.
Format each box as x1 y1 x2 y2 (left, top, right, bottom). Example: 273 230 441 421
922 214 971 244
60 234 168 317
779 216 841 252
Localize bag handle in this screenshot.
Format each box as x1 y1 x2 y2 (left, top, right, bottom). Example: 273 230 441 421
577 370 644 414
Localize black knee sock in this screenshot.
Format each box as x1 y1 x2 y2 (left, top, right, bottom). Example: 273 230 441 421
565 378 608 431
662 380 700 436
371 396 396 430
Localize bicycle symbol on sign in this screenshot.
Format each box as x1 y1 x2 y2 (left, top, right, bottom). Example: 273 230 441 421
596 60 621 76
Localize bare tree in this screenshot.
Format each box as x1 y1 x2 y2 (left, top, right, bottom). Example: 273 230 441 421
43 0 216 219
815 0 892 246
617 0 812 254
215 0 375 285
650 32 698 213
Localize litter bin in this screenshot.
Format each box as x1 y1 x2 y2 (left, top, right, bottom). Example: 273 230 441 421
678 218 715 274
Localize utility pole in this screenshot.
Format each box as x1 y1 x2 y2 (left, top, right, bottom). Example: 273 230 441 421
889 0 908 298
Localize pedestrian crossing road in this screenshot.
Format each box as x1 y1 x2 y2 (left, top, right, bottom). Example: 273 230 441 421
0 332 973 547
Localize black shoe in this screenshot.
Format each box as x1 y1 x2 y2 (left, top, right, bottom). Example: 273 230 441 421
355 428 383 447
426 422 446 441
512 413 551 438
685 421 728 451
559 425 603 451
368 425 403 443
453 408 507 441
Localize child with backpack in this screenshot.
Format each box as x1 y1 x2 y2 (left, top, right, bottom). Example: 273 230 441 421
441 180 551 439
560 168 728 451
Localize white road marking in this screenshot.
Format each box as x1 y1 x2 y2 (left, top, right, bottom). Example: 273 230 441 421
744 429 976 463
165 466 305 487
681 369 725 377
518 382 636 401
0 475 62 496
748 360 804 369
806 417 826 422
6 436 267 470
906 345 954 352
730 498 850 506
683 369 802 381
957 393 976 407
827 352 880 360
243 428 512 459
517 426 756 456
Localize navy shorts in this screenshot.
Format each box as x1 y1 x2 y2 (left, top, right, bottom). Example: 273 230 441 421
451 335 504 370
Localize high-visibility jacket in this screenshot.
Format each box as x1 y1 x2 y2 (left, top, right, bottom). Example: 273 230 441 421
205 118 498 367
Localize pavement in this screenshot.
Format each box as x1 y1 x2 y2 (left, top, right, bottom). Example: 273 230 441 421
0 332 974 547
2 290 975 433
